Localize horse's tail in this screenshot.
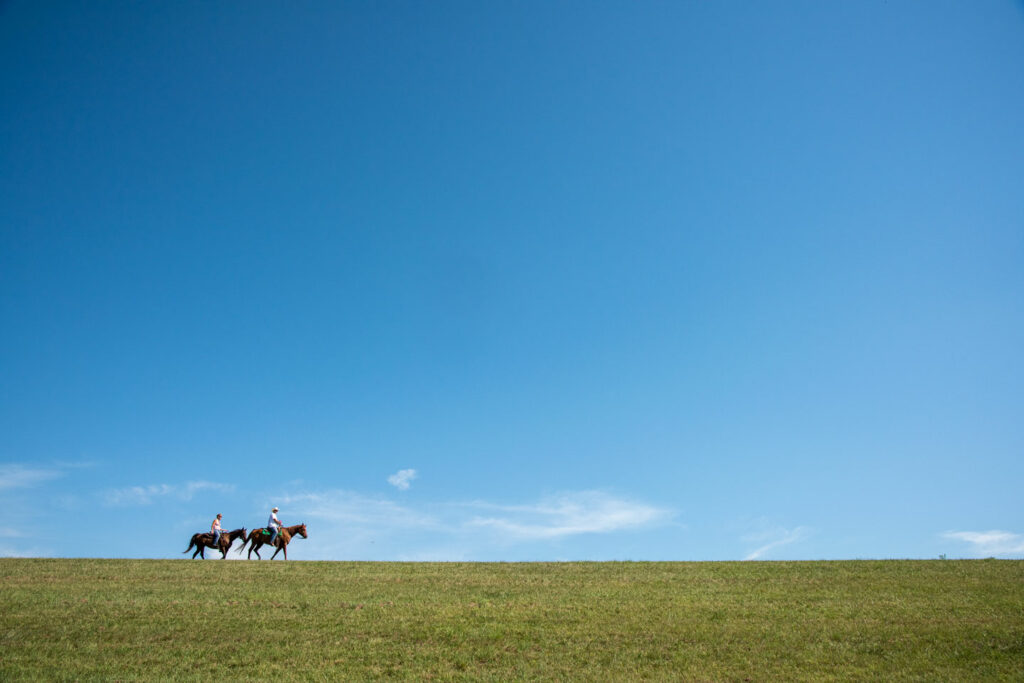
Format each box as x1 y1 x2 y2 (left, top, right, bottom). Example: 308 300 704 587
236 534 250 554
183 535 197 554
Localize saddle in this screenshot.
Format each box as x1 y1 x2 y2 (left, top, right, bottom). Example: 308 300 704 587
200 532 230 547
258 528 290 545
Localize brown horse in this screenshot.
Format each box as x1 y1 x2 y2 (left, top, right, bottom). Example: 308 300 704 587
238 523 307 560
183 527 248 559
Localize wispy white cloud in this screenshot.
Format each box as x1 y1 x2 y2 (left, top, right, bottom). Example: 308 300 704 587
463 492 673 540
0 462 90 557
942 530 1024 556
0 545 53 558
103 481 235 506
387 469 418 491
278 490 436 529
184 481 231 497
743 525 811 560
269 488 675 560
105 484 173 505
0 464 65 491
52 460 99 471
269 489 439 560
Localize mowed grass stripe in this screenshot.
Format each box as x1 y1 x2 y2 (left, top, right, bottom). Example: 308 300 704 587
1 559 1022 680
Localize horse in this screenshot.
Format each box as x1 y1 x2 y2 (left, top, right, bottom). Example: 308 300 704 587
238 523 307 560
183 527 248 559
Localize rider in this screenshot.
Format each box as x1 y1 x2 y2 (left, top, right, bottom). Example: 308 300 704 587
268 507 282 546
211 514 224 547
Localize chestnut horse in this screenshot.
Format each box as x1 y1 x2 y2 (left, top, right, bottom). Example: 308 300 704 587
238 523 307 560
183 527 248 559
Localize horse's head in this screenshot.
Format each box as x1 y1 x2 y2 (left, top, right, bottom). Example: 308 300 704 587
296 523 308 539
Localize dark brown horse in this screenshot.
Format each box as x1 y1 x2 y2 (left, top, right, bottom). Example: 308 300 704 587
183 527 247 559
238 523 307 560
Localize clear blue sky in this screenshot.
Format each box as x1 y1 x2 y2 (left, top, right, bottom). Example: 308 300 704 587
2 1 1022 560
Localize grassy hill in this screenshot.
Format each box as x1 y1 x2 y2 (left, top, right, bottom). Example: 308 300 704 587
1 558 1022 680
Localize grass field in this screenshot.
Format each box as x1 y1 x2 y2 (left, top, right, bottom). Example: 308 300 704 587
1 558 1022 680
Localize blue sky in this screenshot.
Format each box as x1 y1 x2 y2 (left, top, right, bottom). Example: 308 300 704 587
2 1 1022 561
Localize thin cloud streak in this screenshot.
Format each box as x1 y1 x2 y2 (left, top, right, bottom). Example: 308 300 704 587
0 464 64 491
277 490 437 529
102 481 235 506
271 489 440 561
743 526 811 560
271 488 676 560
0 545 53 558
463 492 673 540
942 530 1024 556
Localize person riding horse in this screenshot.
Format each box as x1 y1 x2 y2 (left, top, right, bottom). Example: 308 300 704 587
211 514 224 547
238 522 307 560
268 507 282 546
184 526 247 559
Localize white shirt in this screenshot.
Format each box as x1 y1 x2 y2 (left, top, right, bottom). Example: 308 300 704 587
268 513 280 529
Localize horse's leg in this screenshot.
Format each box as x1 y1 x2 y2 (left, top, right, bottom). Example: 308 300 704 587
270 544 281 560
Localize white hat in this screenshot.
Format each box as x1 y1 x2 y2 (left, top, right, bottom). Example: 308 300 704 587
272 507 279 512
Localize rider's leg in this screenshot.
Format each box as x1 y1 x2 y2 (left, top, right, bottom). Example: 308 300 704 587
270 527 278 545
213 530 221 546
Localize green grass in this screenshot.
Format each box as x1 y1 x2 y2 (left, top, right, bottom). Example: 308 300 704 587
1 559 1022 680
